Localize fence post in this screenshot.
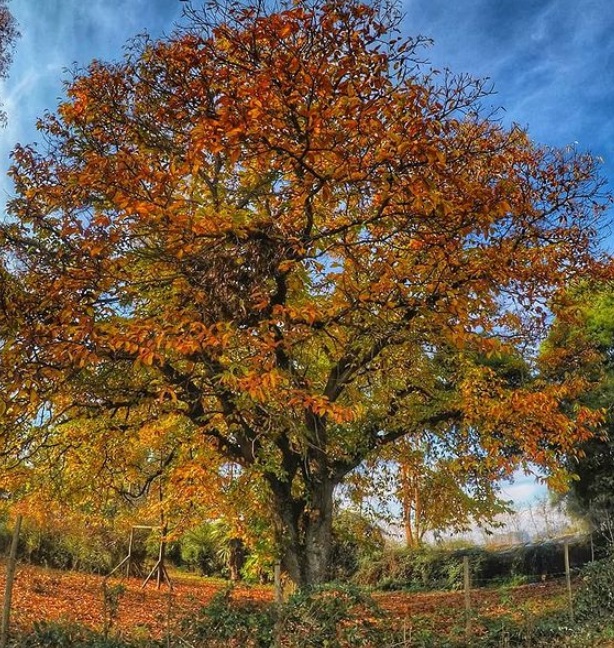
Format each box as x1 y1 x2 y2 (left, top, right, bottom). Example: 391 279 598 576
1 514 22 648
564 540 574 623
126 527 134 578
274 562 282 604
463 555 472 642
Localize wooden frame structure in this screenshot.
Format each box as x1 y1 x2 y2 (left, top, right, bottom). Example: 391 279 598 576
105 525 172 590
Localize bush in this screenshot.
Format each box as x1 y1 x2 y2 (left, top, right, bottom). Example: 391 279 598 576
355 539 595 592
182 584 391 647
17 525 125 574
575 556 614 620
178 522 227 576
0 512 13 553
328 511 384 581
355 546 464 591
277 584 387 647
182 588 275 647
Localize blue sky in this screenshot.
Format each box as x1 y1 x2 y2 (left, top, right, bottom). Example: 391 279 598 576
404 0 614 162
1 0 612 506
0 0 184 199
1 0 612 214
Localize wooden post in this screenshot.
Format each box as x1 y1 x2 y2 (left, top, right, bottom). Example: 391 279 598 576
165 588 172 648
274 562 282 604
126 527 134 578
157 527 166 590
564 540 574 622
142 526 172 590
1 514 22 648
463 555 471 642
523 608 534 646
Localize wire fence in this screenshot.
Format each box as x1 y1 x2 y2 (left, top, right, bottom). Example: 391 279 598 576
380 539 587 648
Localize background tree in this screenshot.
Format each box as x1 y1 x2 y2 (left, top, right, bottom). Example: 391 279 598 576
345 431 508 548
0 0 18 125
394 438 507 547
0 0 609 588
541 284 614 542
345 344 558 547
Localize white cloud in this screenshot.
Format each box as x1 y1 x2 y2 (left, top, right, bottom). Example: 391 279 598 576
0 0 184 210
501 473 547 507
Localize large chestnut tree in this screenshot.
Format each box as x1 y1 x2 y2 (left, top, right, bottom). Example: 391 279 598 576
0 0 609 587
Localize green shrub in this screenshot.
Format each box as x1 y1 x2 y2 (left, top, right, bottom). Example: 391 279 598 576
182 587 274 647
178 522 226 576
328 511 384 581
178 521 250 580
277 584 387 647
355 539 594 592
355 546 464 591
182 584 391 647
575 556 614 620
0 512 13 553
17 526 124 574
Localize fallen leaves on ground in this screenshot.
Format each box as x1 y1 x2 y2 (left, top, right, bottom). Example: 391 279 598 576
0 561 568 641
0 562 272 640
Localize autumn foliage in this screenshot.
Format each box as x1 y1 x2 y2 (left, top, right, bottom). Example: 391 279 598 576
0 0 610 587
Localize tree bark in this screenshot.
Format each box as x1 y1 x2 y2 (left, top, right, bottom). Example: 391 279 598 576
227 538 245 582
267 474 335 589
302 478 334 586
414 483 422 545
1 514 22 648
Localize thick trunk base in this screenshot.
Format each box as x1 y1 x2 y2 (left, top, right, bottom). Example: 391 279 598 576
271 478 335 589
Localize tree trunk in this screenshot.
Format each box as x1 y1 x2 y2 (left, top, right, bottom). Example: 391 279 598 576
227 538 245 582
401 464 415 548
414 483 422 545
302 479 334 586
267 474 335 589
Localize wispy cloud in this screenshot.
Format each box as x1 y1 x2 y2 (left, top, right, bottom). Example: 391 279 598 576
0 0 184 206
403 0 614 161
